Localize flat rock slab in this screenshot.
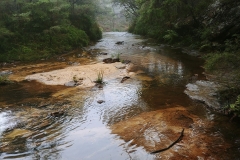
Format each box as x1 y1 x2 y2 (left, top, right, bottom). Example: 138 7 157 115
114 63 126 69
25 62 125 88
184 80 221 109
64 81 77 87
111 106 230 159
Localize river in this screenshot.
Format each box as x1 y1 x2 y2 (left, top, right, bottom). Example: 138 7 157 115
0 32 240 159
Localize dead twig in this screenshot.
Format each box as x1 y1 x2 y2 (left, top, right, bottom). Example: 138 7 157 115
121 76 130 83
150 128 184 154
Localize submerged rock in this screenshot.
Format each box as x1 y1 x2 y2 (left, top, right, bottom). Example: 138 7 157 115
5 129 32 139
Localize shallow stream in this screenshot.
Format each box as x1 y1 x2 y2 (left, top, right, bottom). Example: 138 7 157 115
0 32 240 159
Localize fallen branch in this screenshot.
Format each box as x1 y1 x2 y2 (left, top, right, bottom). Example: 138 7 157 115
150 128 184 154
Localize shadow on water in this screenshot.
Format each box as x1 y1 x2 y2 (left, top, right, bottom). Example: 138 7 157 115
0 80 67 104
0 32 240 159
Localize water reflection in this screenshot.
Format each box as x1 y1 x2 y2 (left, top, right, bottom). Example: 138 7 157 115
59 78 151 159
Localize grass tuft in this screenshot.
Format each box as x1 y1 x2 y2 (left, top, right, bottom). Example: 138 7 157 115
95 70 104 84
0 75 12 85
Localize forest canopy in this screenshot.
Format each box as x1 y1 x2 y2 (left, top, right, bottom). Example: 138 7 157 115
114 0 240 52
0 0 102 62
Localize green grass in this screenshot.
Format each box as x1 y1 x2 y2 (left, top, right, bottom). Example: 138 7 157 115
0 75 11 85
95 70 104 84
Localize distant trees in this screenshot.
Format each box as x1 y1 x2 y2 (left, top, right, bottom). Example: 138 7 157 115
96 0 129 31
112 0 139 17
115 0 214 44
0 0 102 62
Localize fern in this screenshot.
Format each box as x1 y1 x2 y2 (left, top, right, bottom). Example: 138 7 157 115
229 95 240 117
163 30 178 43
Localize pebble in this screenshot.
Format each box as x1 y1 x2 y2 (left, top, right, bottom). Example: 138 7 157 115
97 100 105 104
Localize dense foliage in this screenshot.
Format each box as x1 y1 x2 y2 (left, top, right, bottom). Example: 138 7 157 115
116 0 240 116
0 0 102 62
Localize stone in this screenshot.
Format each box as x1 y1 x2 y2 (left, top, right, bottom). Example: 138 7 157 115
115 41 124 45
97 100 105 104
64 81 76 87
103 58 113 63
184 80 221 109
121 60 131 64
99 52 108 55
0 70 12 76
103 58 120 63
115 64 126 69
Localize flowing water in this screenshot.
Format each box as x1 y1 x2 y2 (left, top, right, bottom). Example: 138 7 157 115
0 32 240 160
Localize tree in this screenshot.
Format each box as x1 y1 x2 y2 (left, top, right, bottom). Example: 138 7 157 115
0 0 102 62
112 0 140 17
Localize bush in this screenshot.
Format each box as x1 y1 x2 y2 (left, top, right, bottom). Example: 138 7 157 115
204 52 240 71
69 11 102 41
0 75 11 85
0 24 91 62
95 70 104 84
64 26 89 48
224 34 240 52
163 30 178 43
226 95 240 118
